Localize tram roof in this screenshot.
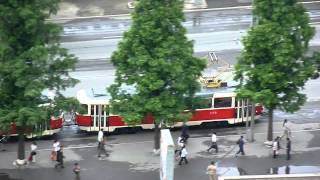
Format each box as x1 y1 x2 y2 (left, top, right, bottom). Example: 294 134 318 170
77 86 237 105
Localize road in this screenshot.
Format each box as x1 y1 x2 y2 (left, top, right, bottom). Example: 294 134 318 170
60 8 320 60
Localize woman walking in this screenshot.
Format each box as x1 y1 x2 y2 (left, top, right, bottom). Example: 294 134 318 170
28 141 37 163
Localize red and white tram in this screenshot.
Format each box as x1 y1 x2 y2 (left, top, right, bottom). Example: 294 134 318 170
0 117 63 138
75 89 263 133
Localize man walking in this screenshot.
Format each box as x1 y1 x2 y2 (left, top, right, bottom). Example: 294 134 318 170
235 136 245 156
207 161 217 180
281 119 291 139
181 123 189 143
55 145 64 168
273 137 279 159
178 145 188 165
286 138 291 160
97 128 104 149
207 132 218 153
98 137 109 159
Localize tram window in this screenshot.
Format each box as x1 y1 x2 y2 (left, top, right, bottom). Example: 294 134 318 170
95 105 99 115
90 105 94 116
193 97 212 109
214 97 232 108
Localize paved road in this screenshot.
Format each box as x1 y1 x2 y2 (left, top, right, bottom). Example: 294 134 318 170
1 120 320 180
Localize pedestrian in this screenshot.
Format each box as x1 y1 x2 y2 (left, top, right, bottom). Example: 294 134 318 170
181 123 189 143
28 141 37 163
273 137 279 159
175 136 184 158
55 145 64 168
276 136 281 150
51 140 60 161
206 161 217 180
207 132 218 153
98 137 108 158
178 145 188 165
281 119 291 139
286 138 291 160
235 136 245 156
97 128 104 149
73 162 81 180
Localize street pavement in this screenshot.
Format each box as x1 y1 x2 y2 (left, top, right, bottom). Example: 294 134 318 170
52 0 251 19
1 118 320 180
52 0 319 20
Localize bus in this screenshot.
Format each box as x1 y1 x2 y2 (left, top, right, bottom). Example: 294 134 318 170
75 88 263 133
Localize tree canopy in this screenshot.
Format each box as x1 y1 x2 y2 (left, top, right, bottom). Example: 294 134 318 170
0 0 78 131
108 0 206 127
235 0 320 140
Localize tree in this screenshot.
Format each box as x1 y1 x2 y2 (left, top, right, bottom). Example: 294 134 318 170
0 0 78 163
108 0 206 151
235 0 319 142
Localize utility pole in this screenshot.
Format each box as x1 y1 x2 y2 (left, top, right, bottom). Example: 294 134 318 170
246 0 258 142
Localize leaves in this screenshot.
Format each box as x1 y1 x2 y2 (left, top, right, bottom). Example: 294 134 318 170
108 0 206 126
0 0 78 132
235 0 317 112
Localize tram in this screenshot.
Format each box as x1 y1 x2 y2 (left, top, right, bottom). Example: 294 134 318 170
0 117 63 138
75 88 263 133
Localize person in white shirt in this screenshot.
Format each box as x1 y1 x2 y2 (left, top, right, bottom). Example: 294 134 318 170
97 128 104 149
175 136 185 157
178 145 188 165
53 140 60 152
273 138 279 159
28 141 37 162
52 140 60 161
207 132 218 153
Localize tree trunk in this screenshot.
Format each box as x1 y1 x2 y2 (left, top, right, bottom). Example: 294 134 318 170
17 126 25 161
249 102 255 141
267 108 274 141
154 123 160 151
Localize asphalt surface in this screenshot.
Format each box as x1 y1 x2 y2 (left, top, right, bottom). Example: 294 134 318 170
1 120 320 180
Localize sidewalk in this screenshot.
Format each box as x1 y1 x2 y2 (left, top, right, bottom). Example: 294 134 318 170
51 0 252 20
0 121 320 176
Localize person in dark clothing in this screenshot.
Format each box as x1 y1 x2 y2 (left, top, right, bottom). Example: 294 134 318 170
286 138 291 160
235 136 245 156
181 123 189 143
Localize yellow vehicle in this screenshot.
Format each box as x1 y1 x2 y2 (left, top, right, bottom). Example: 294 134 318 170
200 51 234 88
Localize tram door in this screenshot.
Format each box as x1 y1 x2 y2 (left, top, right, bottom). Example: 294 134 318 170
236 99 249 123
236 99 253 123
91 105 107 131
97 105 108 131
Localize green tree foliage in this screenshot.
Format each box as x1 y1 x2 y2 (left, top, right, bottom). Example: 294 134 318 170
108 0 205 148
0 0 78 159
235 0 319 141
